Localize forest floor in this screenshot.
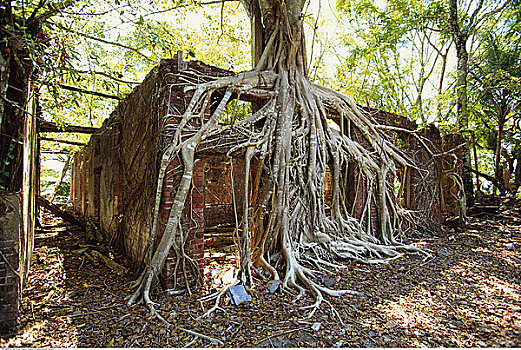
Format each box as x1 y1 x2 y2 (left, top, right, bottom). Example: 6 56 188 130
1 196 521 348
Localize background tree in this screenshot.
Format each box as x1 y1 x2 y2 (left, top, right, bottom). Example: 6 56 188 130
468 29 521 195
0 0 75 191
337 0 519 199
336 0 453 124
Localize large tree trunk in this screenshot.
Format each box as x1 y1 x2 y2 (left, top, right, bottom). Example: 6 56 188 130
243 0 308 74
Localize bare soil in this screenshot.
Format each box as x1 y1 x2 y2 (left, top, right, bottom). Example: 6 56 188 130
1 197 520 347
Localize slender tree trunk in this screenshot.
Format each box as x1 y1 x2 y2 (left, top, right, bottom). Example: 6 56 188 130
454 37 469 130
447 0 474 203
454 36 475 202
436 47 449 122
471 131 480 191
513 156 521 194
493 114 505 195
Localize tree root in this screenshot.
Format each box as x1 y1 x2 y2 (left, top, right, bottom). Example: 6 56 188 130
197 281 238 319
128 54 438 319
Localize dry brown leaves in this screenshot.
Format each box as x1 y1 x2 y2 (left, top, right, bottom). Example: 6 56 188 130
1 197 520 347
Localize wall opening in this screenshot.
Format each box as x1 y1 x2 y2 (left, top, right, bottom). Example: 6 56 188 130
202 156 239 292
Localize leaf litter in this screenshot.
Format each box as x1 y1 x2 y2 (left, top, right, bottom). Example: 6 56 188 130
1 196 520 347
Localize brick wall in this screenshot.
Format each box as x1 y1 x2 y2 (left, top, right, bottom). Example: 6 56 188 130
0 194 21 331
160 157 205 289
0 239 19 330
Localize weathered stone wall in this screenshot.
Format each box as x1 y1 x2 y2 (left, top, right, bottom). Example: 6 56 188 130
71 60 164 265
71 56 235 278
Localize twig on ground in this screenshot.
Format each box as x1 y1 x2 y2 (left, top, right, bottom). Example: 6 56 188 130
183 336 198 347
177 326 224 345
63 305 117 318
254 327 305 345
404 256 435 276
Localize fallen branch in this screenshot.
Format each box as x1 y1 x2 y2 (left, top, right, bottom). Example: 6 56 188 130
464 165 506 195
50 153 72 202
62 305 117 318
36 195 85 228
90 250 128 275
41 137 87 147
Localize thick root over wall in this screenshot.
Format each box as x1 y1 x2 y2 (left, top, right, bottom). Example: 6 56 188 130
129 21 430 318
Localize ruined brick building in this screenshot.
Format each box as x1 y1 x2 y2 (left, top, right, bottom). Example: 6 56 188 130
70 53 466 288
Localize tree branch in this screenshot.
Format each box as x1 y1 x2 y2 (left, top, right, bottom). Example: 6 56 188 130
468 0 513 35
36 195 85 227
28 0 76 25
59 68 140 85
40 136 87 146
422 25 450 34
39 120 99 133
44 82 123 100
51 22 154 63
464 0 485 36
26 0 47 24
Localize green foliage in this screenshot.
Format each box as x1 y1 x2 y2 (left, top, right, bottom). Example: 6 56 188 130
336 0 452 124
468 31 521 191
221 100 251 125
336 0 517 128
0 139 18 191
36 1 250 132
